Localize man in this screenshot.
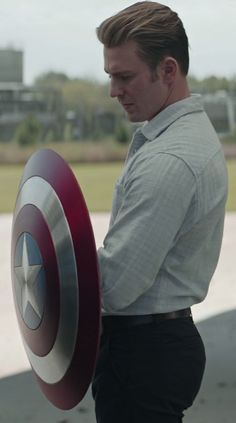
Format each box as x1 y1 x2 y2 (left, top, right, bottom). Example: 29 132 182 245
92 2 228 422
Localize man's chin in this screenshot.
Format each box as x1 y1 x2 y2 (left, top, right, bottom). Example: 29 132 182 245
126 112 145 123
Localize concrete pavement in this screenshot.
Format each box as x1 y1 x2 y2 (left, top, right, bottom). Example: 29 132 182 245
0 213 236 422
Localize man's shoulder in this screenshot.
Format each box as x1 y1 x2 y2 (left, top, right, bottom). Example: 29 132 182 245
144 112 223 178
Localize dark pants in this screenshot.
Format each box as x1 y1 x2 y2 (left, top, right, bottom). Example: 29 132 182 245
92 316 206 423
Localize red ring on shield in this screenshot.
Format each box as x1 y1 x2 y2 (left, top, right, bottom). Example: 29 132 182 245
11 149 101 409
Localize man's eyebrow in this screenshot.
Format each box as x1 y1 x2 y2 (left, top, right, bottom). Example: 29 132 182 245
104 69 133 76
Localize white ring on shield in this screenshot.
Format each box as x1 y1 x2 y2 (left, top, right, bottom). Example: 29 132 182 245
13 176 79 384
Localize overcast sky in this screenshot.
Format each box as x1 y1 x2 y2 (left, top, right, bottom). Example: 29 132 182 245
0 0 235 85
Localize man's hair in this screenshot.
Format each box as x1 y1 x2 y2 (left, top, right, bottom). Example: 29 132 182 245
96 1 189 75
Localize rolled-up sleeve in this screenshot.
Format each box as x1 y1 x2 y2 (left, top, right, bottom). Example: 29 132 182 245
98 152 196 313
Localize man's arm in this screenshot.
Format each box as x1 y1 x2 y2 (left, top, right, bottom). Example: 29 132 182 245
98 152 196 313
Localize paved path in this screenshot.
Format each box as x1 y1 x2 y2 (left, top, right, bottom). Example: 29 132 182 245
0 213 236 422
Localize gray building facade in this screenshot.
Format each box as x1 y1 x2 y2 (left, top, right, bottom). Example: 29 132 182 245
0 49 23 83
0 49 63 141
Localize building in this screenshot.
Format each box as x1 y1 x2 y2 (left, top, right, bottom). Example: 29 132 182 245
0 48 23 84
0 49 63 141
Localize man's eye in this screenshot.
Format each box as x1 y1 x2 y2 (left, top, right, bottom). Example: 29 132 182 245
107 74 133 82
121 75 132 81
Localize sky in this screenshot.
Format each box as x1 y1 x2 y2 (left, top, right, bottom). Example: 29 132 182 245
0 0 235 85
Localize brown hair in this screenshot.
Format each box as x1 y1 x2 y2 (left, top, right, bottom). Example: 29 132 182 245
96 1 189 75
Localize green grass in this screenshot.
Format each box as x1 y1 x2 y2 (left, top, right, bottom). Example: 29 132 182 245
0 165 23 213
0 162 123 213
226 160 236 211
72 163 123 211
0 160 235 214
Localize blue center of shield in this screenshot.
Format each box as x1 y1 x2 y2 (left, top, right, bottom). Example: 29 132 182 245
14 232 46 330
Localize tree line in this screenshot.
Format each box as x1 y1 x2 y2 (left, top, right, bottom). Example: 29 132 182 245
15 72 236 146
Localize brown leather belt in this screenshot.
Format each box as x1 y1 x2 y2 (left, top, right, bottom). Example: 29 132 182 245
102 308 192 331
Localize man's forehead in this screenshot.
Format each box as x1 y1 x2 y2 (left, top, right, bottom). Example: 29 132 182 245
103 41 142 74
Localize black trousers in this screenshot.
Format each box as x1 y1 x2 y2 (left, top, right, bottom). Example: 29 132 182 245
92 316 206 423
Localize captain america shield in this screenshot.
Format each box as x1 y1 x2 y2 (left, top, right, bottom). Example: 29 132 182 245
11 148 101 410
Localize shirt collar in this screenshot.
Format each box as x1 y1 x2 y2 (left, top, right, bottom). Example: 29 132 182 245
141 94 204 141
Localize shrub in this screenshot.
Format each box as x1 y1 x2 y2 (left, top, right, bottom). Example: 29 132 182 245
115 121 130 144
15 114 42 146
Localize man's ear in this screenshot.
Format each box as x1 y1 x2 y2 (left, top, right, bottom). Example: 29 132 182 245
160 57 177 84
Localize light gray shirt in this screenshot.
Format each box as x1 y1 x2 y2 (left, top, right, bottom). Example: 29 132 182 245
98 95 228 315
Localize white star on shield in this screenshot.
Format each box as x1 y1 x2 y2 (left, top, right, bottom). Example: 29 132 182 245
14 234 43 321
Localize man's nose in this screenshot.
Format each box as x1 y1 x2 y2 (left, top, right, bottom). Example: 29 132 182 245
110 78 124 98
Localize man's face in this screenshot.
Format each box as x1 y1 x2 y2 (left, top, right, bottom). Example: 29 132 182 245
104 40 168 122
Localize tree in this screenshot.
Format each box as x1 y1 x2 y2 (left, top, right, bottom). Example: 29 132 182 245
15 114 42 146
115 121 131 144
34 71 69 89
33 72 123 139
32 71 236 142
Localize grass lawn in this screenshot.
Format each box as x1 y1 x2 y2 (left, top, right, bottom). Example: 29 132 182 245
0 160 235 214
226 159 236 211
0 165 23 213
72 162 123 211
0 162 123 214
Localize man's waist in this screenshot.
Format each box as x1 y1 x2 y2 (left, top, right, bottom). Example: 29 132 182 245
102 307 192 330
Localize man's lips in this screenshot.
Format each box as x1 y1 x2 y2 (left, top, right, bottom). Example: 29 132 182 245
121 103 134 110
